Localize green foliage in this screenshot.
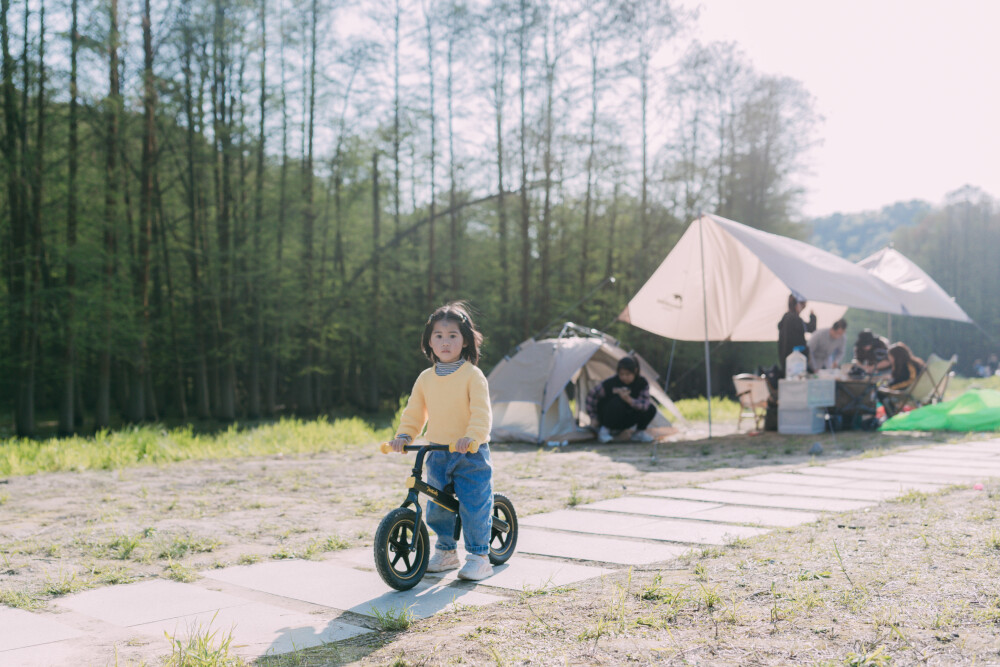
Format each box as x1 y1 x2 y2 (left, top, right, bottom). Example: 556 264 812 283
0 418 392 477
811 200 932 260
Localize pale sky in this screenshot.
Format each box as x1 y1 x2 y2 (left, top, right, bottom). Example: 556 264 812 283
690 0 1000 218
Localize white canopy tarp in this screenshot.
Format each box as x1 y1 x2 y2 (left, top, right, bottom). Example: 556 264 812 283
856 247 971 322
488 330 683 443
619 214 965 342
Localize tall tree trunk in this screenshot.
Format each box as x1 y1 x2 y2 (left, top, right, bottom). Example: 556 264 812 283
538 15 555 326
368 151 380 410
518 0 530 338
491 20 509 349
249 0 266 419
446 20 459 292
424 1 437 309
131 0 157 423
21 0 47 437
59 0 80 435
581 33 599 296
298 0 318 414
1 0 27 435
266 7 289 416
97 0 121 428
181 15 211 419
213 0 235 420
154 172 186 419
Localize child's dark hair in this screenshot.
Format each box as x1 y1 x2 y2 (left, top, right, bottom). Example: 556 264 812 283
421 301 484 365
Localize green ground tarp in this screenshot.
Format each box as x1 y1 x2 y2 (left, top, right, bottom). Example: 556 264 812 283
880 389 1000 432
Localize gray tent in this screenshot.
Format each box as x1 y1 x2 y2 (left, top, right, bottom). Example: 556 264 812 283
487 324 683 443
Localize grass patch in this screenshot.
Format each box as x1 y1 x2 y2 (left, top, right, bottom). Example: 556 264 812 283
164 561 199 582
0 587 44 610
43 570 90 597
163 615 247 667
371 604 415 631
673 396 740 422
0 417 393 477
158 535 221 560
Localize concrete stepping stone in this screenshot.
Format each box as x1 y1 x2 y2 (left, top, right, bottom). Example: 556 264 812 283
0 639 106 667
520 509 767 545
580 496 723 517
57 579 247 627
425 556 615 591
688 504 818 527
642 488 872 513
740 472 871 487
328 545 618 586
203 560 505 619
701 479 890 502
794 466 968 485
882 452 1000 474
515 528 688 565
0 606 85 652
581 496 818 527
826 459 983 479
130 601 371 661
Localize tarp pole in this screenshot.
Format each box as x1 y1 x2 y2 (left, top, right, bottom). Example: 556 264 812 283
887 314 892 341
698 215 712 438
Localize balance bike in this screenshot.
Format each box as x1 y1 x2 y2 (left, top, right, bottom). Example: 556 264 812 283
375 441 518 590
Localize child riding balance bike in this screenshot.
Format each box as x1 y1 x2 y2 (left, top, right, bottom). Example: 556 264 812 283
375 302 517 591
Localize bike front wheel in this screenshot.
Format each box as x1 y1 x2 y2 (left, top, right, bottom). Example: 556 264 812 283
489 493 518 565
374 507 430 590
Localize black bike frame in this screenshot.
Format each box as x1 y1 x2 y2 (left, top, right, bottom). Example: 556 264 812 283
396 444 510 551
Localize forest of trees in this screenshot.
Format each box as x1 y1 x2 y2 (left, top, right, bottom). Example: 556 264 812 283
3 0 994 439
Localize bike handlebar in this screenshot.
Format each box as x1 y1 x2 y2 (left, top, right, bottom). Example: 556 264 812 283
379 441 481 455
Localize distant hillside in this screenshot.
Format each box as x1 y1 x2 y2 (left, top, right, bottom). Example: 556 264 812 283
810 200 932 260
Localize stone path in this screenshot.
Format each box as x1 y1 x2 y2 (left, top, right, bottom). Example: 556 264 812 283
4 439 1000 666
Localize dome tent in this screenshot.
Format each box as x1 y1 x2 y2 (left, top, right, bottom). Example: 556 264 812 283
487 323 683 443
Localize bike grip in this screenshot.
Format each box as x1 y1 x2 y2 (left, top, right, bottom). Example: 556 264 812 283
379 442 393 454
449 440 480 454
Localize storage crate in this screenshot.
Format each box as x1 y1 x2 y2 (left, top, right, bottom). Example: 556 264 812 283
778 407 828 434
778 379 836 409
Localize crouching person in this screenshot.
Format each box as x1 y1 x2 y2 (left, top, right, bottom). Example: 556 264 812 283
586 356 657 443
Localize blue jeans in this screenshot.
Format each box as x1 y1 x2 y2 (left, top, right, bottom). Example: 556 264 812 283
424 444 494 556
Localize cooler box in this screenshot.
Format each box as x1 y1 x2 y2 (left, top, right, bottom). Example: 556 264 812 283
777 407 828 434
778 379 836 409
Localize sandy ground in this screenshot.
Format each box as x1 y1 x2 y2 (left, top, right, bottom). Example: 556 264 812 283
2 422 994 665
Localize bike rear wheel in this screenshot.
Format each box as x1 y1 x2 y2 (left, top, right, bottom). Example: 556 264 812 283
374 507 430 590
489 493 518 565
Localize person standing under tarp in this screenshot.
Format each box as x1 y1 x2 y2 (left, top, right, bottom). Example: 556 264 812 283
777 293 816 376
808 318 848 370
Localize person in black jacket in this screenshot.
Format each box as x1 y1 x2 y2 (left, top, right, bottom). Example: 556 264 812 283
777 293 816 376
585 357 658 443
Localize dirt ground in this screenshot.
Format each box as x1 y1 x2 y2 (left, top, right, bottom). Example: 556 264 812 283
2 424 999 665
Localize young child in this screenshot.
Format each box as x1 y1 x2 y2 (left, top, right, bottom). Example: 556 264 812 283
388 302 494 581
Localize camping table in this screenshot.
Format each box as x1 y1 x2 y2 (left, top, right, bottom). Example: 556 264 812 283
832 379 880 429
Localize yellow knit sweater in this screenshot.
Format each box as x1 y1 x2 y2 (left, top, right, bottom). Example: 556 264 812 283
396 362 493 446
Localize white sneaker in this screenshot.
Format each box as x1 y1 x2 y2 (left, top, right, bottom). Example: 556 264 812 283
426 549 459 572
457 554 493 581
631 430 654 443
597 426 613 443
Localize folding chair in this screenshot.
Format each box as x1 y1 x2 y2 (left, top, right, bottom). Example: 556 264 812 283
733 373 769 432
881 353 956 417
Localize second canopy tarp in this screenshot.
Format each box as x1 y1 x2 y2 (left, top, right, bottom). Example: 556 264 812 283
619 214 968 342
